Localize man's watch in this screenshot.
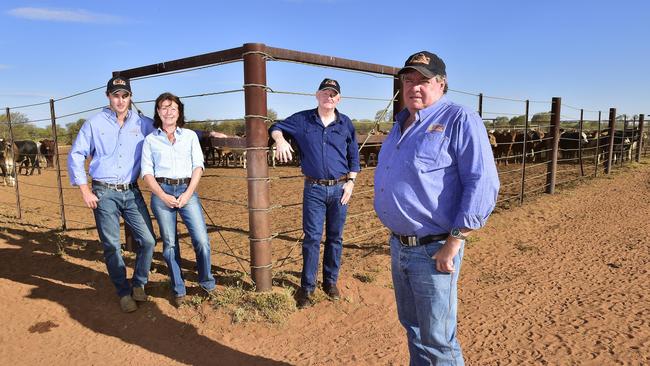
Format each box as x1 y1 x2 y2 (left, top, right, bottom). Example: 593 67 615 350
450 228 467 240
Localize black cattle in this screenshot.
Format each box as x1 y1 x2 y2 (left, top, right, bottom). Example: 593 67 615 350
558 130 588 161
14 140 41 175
39 139 56 168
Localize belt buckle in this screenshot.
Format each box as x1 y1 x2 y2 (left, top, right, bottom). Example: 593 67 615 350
407 236 418 246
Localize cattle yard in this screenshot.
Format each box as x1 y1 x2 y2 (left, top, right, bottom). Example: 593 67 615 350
1 43 649 289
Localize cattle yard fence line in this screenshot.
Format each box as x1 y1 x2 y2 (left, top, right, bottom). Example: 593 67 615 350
1 43 649 292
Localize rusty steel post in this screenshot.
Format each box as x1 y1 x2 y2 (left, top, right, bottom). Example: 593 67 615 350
243 43 272 292
392 76 403 122
478 93 483 118
578 109 584 176
49 99 67 231
519 100 530 205
594 111 602 177
605 108 616 174
637 114 645 162
5 108 22 218
545 97 561 194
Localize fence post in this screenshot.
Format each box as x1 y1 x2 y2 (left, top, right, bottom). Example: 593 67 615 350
578 109 584 176
49 99 67 231
392 76 403 122
5 108 22 218
594 111 602 177
519 100 530 205
605 108 616 174
478 93 483 117
243 42 272 292
620 115 627 167
637 114 645 162
545 97 561 194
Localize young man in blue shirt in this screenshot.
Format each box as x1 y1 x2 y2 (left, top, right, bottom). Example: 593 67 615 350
270 78 361 308
68 76 156 313
374 52 500 365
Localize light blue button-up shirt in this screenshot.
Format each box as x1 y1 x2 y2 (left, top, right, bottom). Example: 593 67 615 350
67 108 155 186
373 96 500 236
140 127 204 179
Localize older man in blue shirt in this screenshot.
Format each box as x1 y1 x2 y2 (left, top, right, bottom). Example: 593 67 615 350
68 76 156 313
374 52 499 365
270 78 361 308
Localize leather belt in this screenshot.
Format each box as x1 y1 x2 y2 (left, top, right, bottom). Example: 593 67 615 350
305 175 347 186
92 180 137 191
393 232 449 247
156 177 191 185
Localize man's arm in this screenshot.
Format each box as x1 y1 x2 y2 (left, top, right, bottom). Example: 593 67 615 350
67 121 99 208
269 115 300 163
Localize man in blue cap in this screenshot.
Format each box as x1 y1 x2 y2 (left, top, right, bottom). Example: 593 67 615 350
374 52 500 365
270 78 360 308
68 76 156 313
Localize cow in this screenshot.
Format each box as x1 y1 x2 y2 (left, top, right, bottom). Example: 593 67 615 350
0 139 17 186
558 130 588 162
39 139 56 168
510 129 545 164
492 129 517 165
14 140 41 175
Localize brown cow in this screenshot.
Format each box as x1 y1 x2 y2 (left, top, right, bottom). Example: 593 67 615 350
39 139 56 168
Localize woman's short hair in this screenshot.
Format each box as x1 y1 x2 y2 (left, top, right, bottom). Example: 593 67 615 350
153 92 185 128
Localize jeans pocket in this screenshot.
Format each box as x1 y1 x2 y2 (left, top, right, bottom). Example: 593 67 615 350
423 240 445 258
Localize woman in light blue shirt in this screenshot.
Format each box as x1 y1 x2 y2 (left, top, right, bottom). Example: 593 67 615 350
141 92 216 307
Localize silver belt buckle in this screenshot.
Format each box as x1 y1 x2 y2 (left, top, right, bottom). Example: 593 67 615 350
408 236 417 246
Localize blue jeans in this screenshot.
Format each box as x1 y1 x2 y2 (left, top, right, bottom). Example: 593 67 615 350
390 235 465 366
301 181 349 292
92 184 156 298
150 183 215 297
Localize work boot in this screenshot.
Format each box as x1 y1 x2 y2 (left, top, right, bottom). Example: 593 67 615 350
132 286 148 302
120 295 137 313
323 283 340 300
173 295 187 308
295 288 314 309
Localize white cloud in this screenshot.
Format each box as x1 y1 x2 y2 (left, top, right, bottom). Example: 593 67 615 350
7 7 125 24
0 64 9 70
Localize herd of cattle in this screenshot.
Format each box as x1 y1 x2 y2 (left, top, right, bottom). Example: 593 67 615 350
0 139 55 186
1 127 647 187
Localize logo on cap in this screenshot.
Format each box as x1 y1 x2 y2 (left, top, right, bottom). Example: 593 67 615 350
409 53 431 65
113 79 127 86
324 79 337 86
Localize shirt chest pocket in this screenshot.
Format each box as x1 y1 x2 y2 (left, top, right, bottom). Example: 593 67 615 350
328 126 347 144
415 132 450 170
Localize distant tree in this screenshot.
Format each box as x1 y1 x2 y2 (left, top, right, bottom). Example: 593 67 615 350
495 116 510 127
509 115 527 127
531 112 551 123
267 108 278 123
65 118 86 144
374 108 392 123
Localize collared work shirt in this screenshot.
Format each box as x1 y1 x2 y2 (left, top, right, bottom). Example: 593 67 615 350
141 127 204 179
269 108 361 179
67 108 155 185
374 96 500 236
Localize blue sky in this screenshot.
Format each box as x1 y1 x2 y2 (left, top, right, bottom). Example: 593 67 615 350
1 0 649 128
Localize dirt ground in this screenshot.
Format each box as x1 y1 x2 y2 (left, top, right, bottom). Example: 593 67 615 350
0 157 649 365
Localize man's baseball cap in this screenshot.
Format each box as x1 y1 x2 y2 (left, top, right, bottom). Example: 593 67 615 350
318 78 341 94
106 76 132 95
397 51 446 79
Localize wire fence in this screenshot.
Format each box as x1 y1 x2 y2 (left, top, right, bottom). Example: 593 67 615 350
1 44 649 286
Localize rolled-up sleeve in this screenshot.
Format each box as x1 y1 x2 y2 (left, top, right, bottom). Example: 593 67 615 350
67 122 93 186
269 114 300 139
452 111 500 229
140 136 154 178
190 132 204 171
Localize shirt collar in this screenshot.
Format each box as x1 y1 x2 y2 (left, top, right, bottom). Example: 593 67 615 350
396 95 449 127
311 108 341 126
156 126 183 135
103 107 132 124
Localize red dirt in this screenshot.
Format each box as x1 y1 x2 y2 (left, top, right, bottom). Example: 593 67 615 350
0 158 648 365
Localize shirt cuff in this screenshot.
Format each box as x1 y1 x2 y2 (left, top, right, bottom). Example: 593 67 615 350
453 213 488 230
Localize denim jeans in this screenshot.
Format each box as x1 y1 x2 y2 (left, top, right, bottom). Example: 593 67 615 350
301 181 349 292
390 235 465 366
92 184 156 298
150 183 215 297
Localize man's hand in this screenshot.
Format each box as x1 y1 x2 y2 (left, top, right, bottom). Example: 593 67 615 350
432 237 463 273
340 181 354 205
274 139 294 163
82 189 99 209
